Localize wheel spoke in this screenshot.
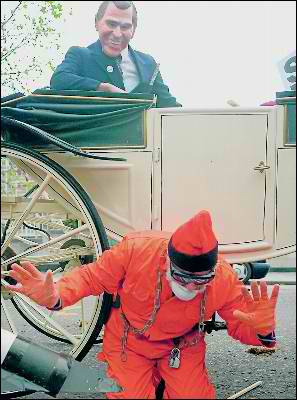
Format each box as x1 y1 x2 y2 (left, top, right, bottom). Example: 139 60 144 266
1 175 52 255
1 142 110 360
1 225 89 267
21 246 94 265
1 295 17 334
12 293 79 345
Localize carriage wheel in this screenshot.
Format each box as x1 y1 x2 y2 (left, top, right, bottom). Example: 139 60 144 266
232 263 252 284
1 142 113 361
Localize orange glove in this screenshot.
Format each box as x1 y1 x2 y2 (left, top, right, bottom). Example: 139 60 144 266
233 281 279 335
5 261 60 309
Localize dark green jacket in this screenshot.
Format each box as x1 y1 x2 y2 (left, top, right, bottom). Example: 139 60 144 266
50 41 181 108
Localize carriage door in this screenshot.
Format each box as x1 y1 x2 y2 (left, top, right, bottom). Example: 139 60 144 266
161 111 275 252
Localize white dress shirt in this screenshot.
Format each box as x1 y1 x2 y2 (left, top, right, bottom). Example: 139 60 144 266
120 47 140 92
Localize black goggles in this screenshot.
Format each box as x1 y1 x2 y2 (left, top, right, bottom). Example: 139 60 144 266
170 263 215 285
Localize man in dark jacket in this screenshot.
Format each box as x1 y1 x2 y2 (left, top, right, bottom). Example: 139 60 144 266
50 1 181 108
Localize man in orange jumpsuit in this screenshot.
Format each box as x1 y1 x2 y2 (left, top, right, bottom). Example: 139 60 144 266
6 210 279 399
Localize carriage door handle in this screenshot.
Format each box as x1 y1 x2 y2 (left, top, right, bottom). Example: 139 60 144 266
254 161 271 173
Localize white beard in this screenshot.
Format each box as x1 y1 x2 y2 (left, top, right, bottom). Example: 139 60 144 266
166 268 206 301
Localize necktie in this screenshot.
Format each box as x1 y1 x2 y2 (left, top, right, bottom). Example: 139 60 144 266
115 56 125 90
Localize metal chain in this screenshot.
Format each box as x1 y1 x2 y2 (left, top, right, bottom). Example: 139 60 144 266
120 316 130 362
120 269 162 361
119 268 208 361
177 288 208 350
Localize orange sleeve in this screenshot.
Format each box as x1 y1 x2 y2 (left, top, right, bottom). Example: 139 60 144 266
217 261 264 346
56 237 130 308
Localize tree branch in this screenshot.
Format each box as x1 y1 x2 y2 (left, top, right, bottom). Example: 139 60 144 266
1 34 31 61
1 1 23 28
2 63 40 76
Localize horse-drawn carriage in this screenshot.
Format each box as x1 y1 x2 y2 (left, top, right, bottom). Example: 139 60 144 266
1 89 296 363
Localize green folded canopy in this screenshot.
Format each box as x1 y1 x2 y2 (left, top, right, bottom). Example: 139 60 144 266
1 89 156 149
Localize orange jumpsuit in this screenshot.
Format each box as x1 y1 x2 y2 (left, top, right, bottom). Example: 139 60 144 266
57 231 266 399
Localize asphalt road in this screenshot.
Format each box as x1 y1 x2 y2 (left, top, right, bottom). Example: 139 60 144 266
3 284 296 400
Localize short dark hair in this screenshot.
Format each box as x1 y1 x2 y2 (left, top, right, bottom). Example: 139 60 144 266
95 1 137 29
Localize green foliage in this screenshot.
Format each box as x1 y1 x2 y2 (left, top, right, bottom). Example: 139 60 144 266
1 158 36 196
1 1 68 94
62 219 79 229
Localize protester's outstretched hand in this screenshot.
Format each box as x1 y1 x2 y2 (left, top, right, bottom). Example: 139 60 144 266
233 281 280 335
4 262 60 308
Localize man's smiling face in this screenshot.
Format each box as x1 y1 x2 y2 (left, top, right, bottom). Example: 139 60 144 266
95 2 135 57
